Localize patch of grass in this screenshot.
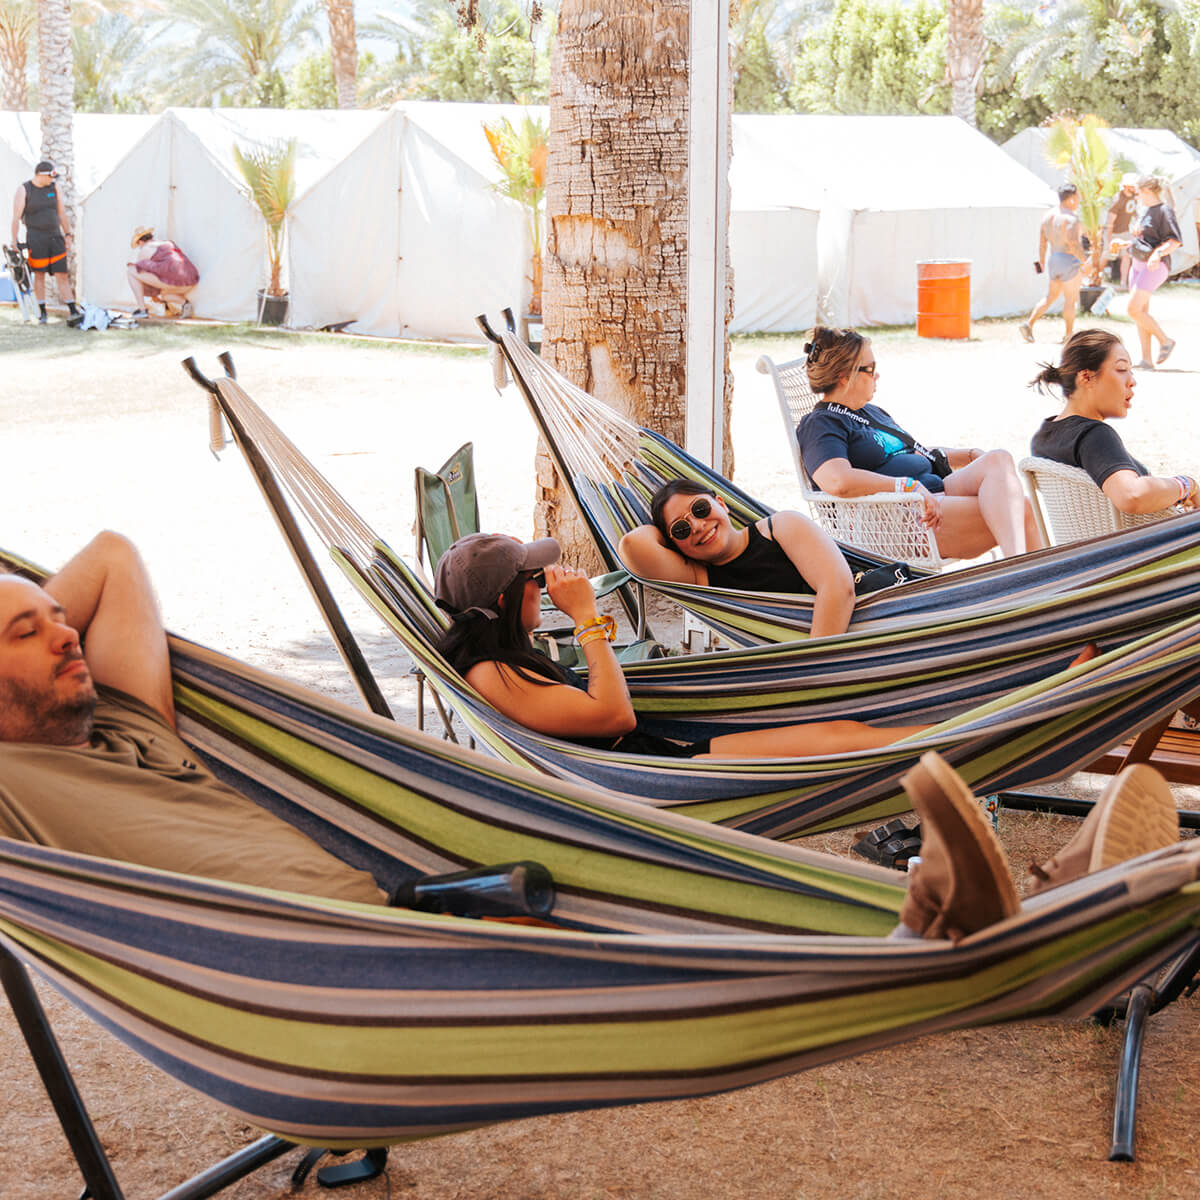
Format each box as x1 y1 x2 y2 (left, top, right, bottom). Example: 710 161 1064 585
0 307 488 361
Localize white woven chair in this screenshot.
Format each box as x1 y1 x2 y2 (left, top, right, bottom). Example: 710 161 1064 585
756 354 948 569
1019 456 1180 546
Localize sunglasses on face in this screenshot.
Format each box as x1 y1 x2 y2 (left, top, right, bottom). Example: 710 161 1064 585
857 363 877 376
525 569 546 588
668 497 714 541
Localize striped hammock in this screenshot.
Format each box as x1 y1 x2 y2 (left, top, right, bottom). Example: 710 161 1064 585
490 326 1200 646
201 374 1200 837
3 626 1199 1148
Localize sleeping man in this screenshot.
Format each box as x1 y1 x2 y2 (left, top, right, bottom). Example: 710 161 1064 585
0 533 1181 939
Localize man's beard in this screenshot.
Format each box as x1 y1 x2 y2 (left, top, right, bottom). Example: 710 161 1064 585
0 676 97 745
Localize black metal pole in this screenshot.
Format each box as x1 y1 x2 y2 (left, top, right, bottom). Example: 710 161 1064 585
1109 983 1153 1161
158 1135 295 1200
0 947 125 1200
183 358 393 720
997 790 1200 830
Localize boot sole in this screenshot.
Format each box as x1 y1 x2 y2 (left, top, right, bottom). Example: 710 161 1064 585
1090 764 1179 873
902 752 1019 930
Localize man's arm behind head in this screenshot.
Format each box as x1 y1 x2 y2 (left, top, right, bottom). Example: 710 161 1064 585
43 532 176 727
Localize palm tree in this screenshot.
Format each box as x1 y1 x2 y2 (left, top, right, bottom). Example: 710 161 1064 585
946 0 985 125
323 0 356 107
35 0 73 303
0 0 33 109
73 9 156 111
160 0 318 106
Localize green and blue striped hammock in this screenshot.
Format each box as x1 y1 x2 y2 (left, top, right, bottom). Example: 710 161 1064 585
200 372 1200 837
487 324 1199 647
3 626 1200 1158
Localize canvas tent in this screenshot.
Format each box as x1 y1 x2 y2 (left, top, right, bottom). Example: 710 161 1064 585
78 108 384 319
287 101 543 340
734 115 1058 327
1003 125 1200 273
727 119 820 332
0 112 156 246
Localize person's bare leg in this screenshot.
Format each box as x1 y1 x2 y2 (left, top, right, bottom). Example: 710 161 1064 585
1027 279 1064 332
1061 274 1082 339
31 269 46 302
1127 291 1154 363
943 452 1029 556
702 719 928 759
127 264 147 306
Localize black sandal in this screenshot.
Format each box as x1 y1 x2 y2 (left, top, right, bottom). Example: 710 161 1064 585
852 819 923 870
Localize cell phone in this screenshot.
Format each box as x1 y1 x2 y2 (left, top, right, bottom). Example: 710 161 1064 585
1033 261 1043 274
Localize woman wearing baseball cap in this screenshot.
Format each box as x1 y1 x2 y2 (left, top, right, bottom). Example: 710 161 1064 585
433 532 927 757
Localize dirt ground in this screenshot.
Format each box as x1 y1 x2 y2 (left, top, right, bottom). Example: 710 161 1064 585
2 291 1200 1198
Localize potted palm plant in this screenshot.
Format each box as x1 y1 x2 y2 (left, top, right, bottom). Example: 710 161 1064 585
1042 114 1121 312
233 137 297 326
483 115 548 329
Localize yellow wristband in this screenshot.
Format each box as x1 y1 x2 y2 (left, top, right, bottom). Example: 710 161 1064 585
573 614 617 645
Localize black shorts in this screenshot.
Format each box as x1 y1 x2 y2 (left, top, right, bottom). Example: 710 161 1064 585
26 230 68 274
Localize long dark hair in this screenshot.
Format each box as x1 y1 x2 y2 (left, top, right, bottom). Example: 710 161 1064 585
435 571 567 687
1029 329 1122 398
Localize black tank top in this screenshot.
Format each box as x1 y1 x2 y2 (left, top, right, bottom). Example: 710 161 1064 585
22 181 59 234
704 520 813 594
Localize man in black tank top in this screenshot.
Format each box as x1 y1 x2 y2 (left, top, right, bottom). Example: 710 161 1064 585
10 159 78 323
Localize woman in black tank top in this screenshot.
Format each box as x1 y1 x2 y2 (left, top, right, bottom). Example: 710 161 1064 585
433 533 928 759
617 480 857 637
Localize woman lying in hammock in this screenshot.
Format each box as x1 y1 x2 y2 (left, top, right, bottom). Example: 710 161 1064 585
434 532 931 758
798 325 1044 560
617 479 858 637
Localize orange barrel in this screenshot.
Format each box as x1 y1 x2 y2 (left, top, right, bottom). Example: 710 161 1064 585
916 259 971 339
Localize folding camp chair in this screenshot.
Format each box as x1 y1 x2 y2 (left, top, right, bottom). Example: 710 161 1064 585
1019 455 1181 546
757 353 948 569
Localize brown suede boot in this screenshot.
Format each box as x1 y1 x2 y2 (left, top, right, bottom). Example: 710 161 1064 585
1026 764 1179 895
898 752 1019 943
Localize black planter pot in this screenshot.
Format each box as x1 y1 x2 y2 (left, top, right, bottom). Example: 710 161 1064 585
256 289 289 326
1079 285 1104 314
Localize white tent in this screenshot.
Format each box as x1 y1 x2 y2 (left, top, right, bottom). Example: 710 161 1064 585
727 120 820 333
0 112 156 236
1002 125 1200 273
288 101 542 340
78 108 384 318
735 114 1057 327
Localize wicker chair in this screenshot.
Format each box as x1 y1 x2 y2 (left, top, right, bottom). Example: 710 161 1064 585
1019 455 1180 546
757 354 948 569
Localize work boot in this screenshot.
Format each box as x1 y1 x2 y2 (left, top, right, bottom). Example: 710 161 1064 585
1026 764 1179 895
897 752 1018 943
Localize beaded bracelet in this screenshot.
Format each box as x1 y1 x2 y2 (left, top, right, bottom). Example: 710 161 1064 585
573 614 617 646
1174 475 1195 504
893 476 919 493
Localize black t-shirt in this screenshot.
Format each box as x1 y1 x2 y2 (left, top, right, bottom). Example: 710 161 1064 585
1031 415 1147 488
1138 203 1183 270
799 402 945 492
1107 192 1138 236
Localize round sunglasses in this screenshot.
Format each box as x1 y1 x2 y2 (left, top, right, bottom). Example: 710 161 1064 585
668 497 715 541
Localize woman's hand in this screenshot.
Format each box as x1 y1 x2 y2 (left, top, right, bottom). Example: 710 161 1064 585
915 483 943 529
543 563 599 625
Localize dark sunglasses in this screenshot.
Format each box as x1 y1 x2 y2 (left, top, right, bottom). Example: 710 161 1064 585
524 569 546 588
668 497 714 541
857 363 877 376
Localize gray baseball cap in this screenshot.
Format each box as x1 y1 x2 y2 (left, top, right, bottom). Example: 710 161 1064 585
434 533 560 619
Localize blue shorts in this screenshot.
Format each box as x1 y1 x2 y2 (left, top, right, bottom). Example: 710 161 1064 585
1047 251 1083 283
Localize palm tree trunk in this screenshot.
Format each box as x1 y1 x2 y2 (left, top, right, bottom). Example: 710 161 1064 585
946 0 984 128
0 2 32 110
324 0 357 109
36 0 73 296
538 0 731 563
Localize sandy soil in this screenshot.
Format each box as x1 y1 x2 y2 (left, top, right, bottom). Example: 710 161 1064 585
2 291 1200 1198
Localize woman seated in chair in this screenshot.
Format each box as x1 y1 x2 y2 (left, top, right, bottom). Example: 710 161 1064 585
1030 329 1199 514
617 480 857 637
798 326 1043 560
434 533 928 758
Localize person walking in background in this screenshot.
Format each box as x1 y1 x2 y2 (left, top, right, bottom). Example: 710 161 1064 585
1103 173 1139 291
1116 176 1182 369
9 160 79 324
1019 184 1088 345
127 226 200 319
